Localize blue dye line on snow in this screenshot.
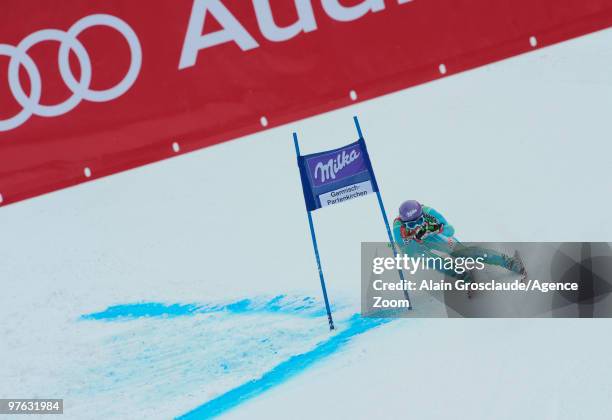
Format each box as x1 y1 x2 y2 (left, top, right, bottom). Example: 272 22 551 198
81 302 199 320
80 295 328 321
80 297 395 418
176 314 391 420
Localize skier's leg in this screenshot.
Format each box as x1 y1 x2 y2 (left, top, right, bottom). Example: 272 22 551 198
451 245 524 274
418 237 474 282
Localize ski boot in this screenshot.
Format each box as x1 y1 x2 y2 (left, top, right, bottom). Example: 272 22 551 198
510 250 528 282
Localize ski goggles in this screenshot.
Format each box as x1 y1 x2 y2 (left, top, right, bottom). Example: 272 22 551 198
402 215 424 229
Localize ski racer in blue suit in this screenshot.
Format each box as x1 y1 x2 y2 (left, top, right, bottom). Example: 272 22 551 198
392 200 525 284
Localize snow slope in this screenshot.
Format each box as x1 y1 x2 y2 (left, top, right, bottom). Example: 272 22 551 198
1 28 611 419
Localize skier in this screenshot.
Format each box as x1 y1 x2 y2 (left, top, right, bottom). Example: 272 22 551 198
393 200 526 295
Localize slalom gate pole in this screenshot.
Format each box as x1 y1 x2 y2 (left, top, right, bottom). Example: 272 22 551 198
293 132 335 330
353 116 412 305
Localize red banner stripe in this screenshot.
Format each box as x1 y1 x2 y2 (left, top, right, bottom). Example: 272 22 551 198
1 0 611 206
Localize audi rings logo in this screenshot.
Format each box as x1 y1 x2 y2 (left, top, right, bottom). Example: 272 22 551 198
0 14 142 132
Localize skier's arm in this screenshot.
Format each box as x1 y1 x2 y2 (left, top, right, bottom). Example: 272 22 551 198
392 217 405 248
423 206 455 237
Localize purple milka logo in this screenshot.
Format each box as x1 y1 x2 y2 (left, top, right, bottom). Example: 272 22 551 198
307 143 366 187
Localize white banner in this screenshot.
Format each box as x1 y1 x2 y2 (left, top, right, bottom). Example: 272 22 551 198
319 181 373 208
